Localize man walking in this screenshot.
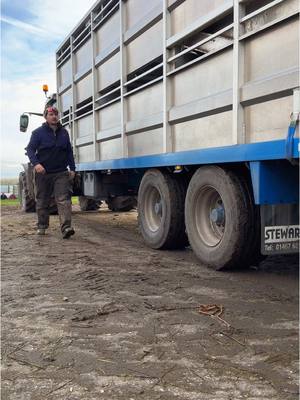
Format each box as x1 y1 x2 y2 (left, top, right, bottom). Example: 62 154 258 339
26 106 76 238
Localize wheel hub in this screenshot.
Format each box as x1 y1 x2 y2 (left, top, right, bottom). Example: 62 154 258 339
195 186 225 247
144 187 163 232
154 201 162 215
210 207 225 225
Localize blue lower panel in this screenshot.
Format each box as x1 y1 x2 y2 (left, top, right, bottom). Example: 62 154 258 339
250 160 299 205
76 139 299 172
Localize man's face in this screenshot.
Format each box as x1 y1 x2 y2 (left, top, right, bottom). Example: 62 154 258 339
45 111 59 125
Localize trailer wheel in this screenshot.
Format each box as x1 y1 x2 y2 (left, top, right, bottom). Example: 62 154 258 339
185 166 251 270
138 169 187 249
19 172 36 212
79 196 101 211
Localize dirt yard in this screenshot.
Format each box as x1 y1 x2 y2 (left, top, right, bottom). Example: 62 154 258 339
1 204 299 400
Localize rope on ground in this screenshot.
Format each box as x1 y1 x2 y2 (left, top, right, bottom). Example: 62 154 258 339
198 304 231 327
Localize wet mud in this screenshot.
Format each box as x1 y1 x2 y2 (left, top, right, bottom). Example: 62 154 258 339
1 205 299 399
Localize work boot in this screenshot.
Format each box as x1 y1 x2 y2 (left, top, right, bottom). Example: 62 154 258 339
37 228 46 235
62 227 75 239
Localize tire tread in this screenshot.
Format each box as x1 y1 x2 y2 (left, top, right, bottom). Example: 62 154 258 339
19 172 36 213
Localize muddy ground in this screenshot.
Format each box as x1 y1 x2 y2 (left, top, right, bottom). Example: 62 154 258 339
1 204 299 400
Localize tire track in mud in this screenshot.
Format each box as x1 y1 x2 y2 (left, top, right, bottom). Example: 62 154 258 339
1 206 299 400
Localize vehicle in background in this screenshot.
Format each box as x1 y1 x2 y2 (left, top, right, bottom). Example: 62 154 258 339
19 86 60 213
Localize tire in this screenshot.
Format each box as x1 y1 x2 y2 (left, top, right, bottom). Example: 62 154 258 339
234 173 266 268
106 196 137 212
19 172 36 212
185 166 251 270
79 196 101 211
138 169 187 249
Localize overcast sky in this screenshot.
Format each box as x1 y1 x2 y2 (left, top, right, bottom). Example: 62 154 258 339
1 0 95 178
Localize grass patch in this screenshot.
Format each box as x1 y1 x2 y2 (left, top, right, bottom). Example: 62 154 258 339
1 199 20 206
72 196 79 205
1 197 79 207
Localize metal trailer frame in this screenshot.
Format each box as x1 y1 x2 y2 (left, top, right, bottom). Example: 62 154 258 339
56 2 299 144
56 0 299 205
55 0 299 262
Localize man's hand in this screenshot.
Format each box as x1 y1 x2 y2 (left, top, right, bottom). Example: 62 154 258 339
69 170 75 179
34 164 46 174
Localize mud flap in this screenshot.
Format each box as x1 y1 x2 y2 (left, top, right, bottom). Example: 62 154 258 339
261 204 299 255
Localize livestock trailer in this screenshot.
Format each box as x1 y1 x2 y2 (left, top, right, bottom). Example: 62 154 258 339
55 0 299 269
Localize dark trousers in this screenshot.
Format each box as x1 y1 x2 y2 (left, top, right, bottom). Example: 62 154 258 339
35 171 73 232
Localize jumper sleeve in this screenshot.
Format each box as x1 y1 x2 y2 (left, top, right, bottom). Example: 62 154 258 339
26 132 40 166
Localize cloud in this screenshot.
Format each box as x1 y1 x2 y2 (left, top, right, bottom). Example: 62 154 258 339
27 0 96 38
1 0 96 178
1 73 57 177
0 15 48 36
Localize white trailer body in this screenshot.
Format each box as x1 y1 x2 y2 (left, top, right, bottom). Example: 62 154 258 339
56 0 299 270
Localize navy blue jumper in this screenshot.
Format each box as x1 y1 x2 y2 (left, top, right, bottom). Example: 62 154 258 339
26 123 75 173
